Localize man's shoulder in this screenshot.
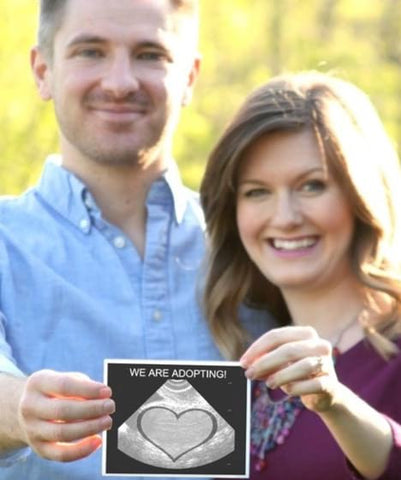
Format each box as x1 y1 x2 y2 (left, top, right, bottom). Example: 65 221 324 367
0 188 58 255
181 186 205 222
183 185 200 201
239 303 278 341
0 189 42 227
0 188 36 209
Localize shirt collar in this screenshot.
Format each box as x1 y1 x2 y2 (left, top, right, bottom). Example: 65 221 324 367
36 155 188 228
37 155 91 232
162 159 187 224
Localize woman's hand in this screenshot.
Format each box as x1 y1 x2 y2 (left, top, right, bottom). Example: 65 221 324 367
240 326 340 412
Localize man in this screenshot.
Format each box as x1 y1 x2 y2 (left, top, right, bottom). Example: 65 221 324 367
0 1 273 478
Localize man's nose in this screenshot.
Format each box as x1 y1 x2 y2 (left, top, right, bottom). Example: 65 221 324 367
101 52 139 97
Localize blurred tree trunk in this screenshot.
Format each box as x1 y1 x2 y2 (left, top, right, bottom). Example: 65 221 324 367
318 0 338 41
269 1 285 74
380 0 401 64
380 0 401 153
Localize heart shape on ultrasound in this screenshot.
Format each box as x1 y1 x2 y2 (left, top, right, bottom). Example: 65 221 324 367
137 406 218 462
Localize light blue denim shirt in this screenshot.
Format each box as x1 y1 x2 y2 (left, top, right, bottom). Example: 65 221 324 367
0 157 272 479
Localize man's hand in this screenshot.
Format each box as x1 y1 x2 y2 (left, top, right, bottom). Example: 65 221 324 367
17 369 115 462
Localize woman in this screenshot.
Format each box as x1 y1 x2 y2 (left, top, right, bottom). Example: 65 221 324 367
200 72 401 479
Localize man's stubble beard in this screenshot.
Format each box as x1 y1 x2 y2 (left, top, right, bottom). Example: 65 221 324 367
59 118 166 168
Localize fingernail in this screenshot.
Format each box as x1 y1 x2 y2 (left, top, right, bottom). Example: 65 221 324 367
244 367 255 380
100 386 112 398
240 356 250 369
101 416 113 430
103 399 115 414
91 436 103 450
265 376 276 389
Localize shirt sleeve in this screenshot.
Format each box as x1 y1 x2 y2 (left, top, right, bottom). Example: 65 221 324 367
0 447 31 468
0 312 31 467
0 312 24 377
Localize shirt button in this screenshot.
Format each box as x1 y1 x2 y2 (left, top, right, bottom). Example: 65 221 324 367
153 310 162 321
84 196 94 209
79 219 90 231
113 236 126 249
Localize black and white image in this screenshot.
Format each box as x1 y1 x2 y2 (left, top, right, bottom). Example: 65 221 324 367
103 360 250 477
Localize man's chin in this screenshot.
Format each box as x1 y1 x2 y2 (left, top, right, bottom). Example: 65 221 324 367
71 144 139 166
88 152 140 167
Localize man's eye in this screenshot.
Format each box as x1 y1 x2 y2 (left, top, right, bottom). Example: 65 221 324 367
78 48 103 59
138 51 168 61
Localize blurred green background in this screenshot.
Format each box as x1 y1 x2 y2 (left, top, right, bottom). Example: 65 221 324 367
1 0 401 194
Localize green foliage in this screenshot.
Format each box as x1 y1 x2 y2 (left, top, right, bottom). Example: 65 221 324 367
1 0 401 193
0 1 58 194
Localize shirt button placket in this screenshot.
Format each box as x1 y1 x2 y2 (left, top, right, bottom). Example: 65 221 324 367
143 187 174 358
153 309 162 322
113 236 126 249
80 218 90 232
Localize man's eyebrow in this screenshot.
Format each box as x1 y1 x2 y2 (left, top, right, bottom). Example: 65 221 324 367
137 40 169 50
66 35 170 52
66 34 106 48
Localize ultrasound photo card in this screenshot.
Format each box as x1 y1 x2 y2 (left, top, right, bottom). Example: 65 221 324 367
102 359 250 477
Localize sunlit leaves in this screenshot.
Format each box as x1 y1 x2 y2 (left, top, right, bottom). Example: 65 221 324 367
1 0 400 193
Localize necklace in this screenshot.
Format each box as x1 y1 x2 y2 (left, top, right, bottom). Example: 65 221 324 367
250 382 303 471
250 314 360 472
330 312 360 359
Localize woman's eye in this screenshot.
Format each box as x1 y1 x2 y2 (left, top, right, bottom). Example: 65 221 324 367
300 179 326 193
243 188 270 198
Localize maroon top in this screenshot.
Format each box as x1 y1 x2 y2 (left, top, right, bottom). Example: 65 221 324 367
247 338 401 480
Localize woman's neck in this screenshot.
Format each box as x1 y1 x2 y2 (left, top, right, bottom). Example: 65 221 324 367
282 277 366 352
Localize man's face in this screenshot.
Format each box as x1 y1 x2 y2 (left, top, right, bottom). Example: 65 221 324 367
32 0 200 168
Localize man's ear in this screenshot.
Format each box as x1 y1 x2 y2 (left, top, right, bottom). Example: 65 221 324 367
182 54 201 107
30 46 53 101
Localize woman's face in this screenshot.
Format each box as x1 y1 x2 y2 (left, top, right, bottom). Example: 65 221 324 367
236 129 355 294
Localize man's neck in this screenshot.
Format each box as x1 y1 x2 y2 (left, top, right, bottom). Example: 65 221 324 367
61 153 168 257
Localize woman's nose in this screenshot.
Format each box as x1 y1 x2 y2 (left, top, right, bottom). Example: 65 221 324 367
269 192 302 229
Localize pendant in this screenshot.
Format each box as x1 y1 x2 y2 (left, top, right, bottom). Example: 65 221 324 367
250 381 304 471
